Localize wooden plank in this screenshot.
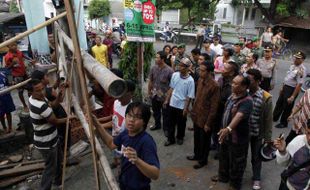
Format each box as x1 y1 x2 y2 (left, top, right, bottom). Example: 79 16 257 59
63 0 100 189
0 163 44 179
0 171 41 188
0 160 44 171
0 12 67 49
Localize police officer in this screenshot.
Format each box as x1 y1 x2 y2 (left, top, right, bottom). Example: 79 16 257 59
256 46 277 91
273 51 307 129
232 42 246 67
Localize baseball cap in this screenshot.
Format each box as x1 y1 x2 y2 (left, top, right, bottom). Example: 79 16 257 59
293 51 306 59
264 45 273 51
31 70 47 81
177 43 186 48
179 57 191 67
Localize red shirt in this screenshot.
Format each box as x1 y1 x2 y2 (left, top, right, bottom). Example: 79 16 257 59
4 50 26 77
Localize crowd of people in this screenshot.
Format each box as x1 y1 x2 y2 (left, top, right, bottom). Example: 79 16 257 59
145 26 308 189
0 24 310 190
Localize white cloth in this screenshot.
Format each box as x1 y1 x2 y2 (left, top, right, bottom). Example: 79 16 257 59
169 72 195 109
112 100 128 137
210 43 223 56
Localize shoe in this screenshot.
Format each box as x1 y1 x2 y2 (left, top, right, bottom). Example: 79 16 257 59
211 175 229 183
274 123 287 128
186 155 198 161
252 180 261 190
193 162 206 169
150 125 161 131
164 140 175 146
176 139 183 145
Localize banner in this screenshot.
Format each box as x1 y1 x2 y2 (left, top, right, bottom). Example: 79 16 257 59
123 0 156 42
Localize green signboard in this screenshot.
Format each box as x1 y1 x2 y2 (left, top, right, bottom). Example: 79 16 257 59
123 0 156 42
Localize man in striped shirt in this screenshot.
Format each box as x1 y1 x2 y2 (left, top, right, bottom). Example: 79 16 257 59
28 79 73 190
246 69 273 190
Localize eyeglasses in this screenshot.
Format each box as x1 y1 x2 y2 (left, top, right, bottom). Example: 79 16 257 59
126 113 142 121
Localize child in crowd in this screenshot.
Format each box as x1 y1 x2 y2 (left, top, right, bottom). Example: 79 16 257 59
0 69 16 133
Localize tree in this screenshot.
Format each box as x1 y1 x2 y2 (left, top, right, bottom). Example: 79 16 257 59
88 0 110 29
9 0 19 13
231 0 308 24
118 42 155 101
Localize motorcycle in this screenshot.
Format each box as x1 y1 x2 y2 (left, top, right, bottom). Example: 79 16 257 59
159 31 178 43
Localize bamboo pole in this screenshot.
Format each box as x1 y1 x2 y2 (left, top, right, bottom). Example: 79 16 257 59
0 12 67 49
63 0 100 189
72 95 119 190
56 26 126 98
0 68 57 96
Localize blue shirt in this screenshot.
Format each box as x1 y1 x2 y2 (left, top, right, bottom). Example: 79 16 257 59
113 130 160 190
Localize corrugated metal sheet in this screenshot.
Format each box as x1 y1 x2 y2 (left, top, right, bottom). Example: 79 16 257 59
0 12 24 24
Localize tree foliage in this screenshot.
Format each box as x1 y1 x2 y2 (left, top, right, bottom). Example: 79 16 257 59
230 0 308 24
88 0 110 20
9 0 19 13
118 42 155 100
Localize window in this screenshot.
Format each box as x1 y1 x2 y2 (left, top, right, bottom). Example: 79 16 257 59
245 8 250 20
251 8 256 20
223 8 227 19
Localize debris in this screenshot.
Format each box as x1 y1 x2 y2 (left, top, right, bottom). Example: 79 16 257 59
0 160 9 166
0 163 44 179
0 159 44 171
0 171 41 188
69 140 89 157
9 155 23 163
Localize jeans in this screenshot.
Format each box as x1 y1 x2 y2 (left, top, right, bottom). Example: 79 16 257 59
195 36 204 50
219 141 249 190
250 136 262 180
167 106 187 142
38 144 63 190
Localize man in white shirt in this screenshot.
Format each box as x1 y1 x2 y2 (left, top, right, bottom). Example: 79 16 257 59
164 57 195 146
210 36 223 56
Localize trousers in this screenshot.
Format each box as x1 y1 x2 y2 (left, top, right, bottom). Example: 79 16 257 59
151 97 169 132
273 85 296 127
219 141 249 190
39 144 63 190
250 136 262 180
167 106 187 142
193 124 212 164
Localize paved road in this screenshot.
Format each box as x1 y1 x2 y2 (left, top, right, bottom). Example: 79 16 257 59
6 41 310 190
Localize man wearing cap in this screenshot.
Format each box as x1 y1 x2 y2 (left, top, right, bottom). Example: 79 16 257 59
251 37 264 58
173 43 190 71
246 69 273 190
164 57 195 146
232 42 246 67
202 39 216 63
256 46 277 91
210 36 223 56
273 51 307 129
188 60 219 169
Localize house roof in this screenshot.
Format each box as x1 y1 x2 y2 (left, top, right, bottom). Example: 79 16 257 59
276 16 310 30
0 12 24 24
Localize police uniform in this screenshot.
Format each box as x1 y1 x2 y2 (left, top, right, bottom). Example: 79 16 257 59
273 51 307 128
